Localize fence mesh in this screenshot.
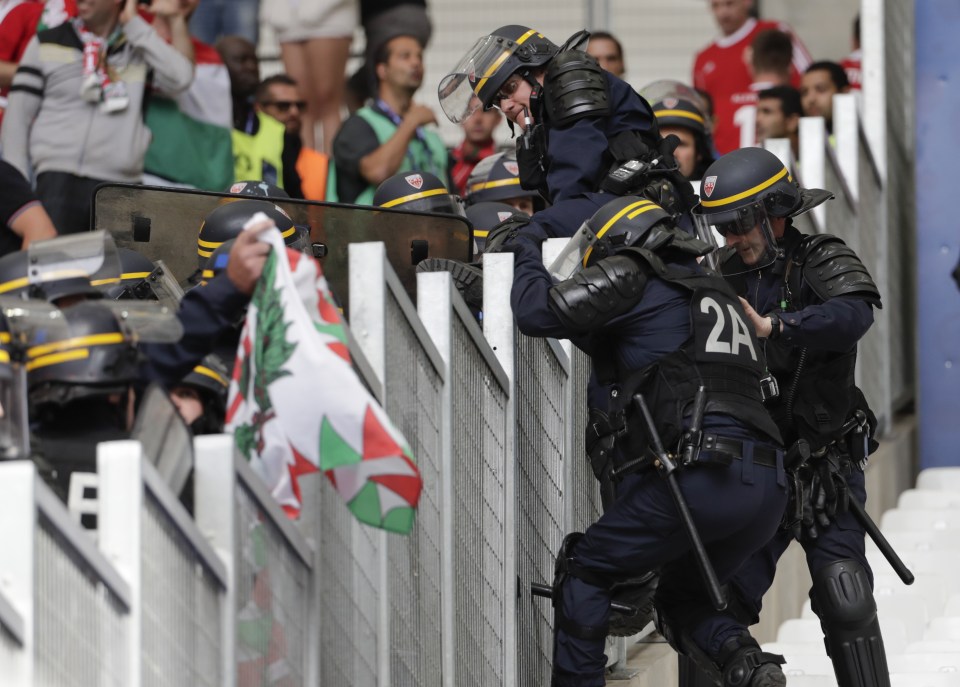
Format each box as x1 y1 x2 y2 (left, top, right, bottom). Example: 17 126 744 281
34 514 128 687
449 311 509 686
235 483 310 686
141 492 222 687
515 336 568 686
383 288 444 687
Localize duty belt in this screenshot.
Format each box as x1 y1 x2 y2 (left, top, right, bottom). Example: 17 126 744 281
700 434 781 468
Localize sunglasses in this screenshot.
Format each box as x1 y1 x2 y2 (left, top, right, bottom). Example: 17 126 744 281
262 100 306 113
494 76 522 104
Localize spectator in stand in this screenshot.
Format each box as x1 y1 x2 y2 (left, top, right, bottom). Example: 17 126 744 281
801 60 849 134
261 0 355 153
731 27 793 149
255 74 331 200
0 158 57 254
841 13 861 90
345 0 432 111
331 33 448 205
586 30 625 78
143 0 236 191
217 35 303 197
0 0 77 126
693 0 810 154
188 0 257 46
755 85 801 160
450 98 500 197
1 0 193 234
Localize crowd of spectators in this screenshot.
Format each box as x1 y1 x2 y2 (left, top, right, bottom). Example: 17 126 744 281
0 0 862 257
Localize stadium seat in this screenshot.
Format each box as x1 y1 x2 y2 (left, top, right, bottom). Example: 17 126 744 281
916 468 960 492
867 530 960 555
780 652 835 676
881 509 960 533
777 619 827 644
906 640 960 654
888 652 960 674
784 674 838 686
924 617 960 642
899 489 960 510
762 641 829 656
890 674 960 687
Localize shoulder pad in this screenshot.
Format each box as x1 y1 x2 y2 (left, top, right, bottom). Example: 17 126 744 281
548 254 648 332
797 235 883 308
543 50 609 128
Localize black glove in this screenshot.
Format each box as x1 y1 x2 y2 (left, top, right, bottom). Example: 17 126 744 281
516 123 548 193
797 450 851 541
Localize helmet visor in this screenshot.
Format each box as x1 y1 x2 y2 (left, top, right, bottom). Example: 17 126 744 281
699 203 779 275
546 222 595 281
439 34 520 122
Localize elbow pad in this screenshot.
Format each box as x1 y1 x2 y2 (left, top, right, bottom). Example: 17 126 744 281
548 255 648 332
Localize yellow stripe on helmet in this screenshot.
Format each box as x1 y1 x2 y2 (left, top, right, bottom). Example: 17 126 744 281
26 348 90 372
473 229 490 238
0 277 29 294
469 178 521 193
655 109 705 125
380 187 448 208
197 237 223 249
582 200 656 267
474 29 540 94
699 167 789 208
28 332 125 359
194 365 229 388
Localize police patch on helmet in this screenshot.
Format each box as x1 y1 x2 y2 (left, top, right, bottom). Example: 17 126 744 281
497 211 513 222
274 204 292 220
703 176 717 197
504 161 520 176
405 174 424 190
663 97 678 109
229 182 245 194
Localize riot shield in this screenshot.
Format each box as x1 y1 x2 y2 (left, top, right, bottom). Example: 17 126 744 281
92 184 473 311
132 383 194 495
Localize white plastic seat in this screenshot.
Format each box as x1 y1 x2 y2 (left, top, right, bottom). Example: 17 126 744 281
762 641 829 656
888 652 960 674
890 673 960 687
881 509 960 533
917 468 960 492
785 674 838 686
906 640 960 654
873 572 949 622
875 594 930 642
780 652 835 676
945 594 960 617
899 489 960 510
925 618 960 642
868 530 960 555
778 619 828 644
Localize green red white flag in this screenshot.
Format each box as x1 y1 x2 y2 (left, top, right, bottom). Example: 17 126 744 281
225 219 422 533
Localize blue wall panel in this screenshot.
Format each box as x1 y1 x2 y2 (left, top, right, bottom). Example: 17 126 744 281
916 0 960 468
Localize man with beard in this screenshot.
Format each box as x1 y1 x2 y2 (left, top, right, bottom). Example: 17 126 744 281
331 33 449 204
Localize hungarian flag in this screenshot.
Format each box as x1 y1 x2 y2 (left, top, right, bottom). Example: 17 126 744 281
225 218 422 532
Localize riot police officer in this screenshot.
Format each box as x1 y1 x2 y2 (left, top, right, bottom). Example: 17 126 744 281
508 195 788 686
372 170 464 215
693 146 888 687
465 150 544 215
439 26 694 213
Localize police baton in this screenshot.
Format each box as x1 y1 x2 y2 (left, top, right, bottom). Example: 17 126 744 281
530 582 638 616
847 496 914 585
633 393 727 611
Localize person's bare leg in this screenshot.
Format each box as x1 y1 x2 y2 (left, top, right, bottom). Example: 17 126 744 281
280 40 316 150
304 35 352 153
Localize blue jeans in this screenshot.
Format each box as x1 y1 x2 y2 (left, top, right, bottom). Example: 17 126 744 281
189 0 259 46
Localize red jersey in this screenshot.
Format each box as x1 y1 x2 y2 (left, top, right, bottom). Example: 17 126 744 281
450 139 496 197
841 49 862 90
693 17 811 154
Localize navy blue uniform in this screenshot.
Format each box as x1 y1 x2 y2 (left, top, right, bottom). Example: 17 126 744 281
715 224 877 648
509 211 786 686
539 72 657 205
141 274 249 387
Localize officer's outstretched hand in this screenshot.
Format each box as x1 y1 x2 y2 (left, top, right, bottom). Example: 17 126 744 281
738 297 773 338
227 216 274 295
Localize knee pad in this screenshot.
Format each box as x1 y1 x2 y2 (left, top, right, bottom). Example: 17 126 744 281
552 532 614 642
810 559 891 687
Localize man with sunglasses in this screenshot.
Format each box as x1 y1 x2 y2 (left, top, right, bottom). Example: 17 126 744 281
439 26 693 213
255 74 330 200
692 146 891 687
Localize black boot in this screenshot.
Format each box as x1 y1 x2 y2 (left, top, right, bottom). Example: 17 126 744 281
716 634 786 687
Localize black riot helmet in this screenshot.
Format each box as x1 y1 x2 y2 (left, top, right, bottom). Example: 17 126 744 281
224 180 290 199
651 96 716 180
197 199 299 266
439 25 559 122
201 238 235 285
0 250 101 304
465 201 528 254
26 302 141 413
102 248 157 300
549 196 712 279
693 147 833 273
373 171 464 215
174 354 230 434
465 152 543 210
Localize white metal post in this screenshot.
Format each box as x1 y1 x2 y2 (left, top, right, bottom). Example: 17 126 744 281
193 433 238 687
0 462 36 687
97 440 144 687
799 116 828 229
833 93 860 203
